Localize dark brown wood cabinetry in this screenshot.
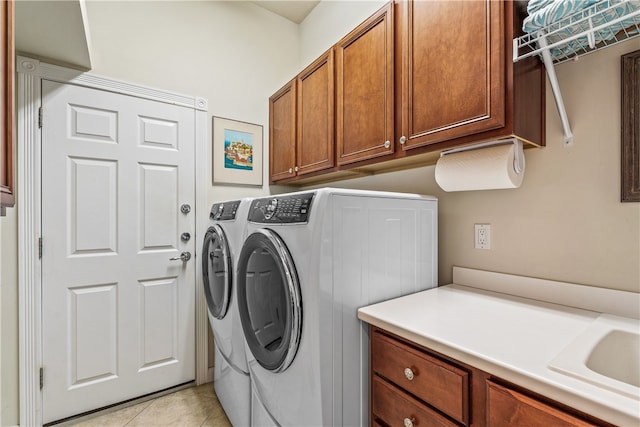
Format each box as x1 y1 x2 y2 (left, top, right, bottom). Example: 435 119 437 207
268 0 544 185
395 0 543 154
269 78 297 182
1 0 14 214
269 50 335 184
370 327 614 427
336 2 394 166
396 0 505 149
486 381 600 427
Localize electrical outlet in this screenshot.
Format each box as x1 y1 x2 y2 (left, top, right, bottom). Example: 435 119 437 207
474 224 491 250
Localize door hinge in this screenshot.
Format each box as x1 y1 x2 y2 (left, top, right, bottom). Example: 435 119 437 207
38 106 43 128
38 237 42 259
39 367 44 390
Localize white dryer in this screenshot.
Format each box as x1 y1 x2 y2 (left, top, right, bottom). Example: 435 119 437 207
236 188 438 426
201 199 252 426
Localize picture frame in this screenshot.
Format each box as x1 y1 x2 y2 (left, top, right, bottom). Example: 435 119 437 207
212 116 263 186
621 49 639 202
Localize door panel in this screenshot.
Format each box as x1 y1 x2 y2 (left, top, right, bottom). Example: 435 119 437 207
68 157 118 255
42 80 196 423
139 163 178 250
138 277 178 370
69 283 118 387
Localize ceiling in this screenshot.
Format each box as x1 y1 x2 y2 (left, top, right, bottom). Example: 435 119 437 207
250 0 320 24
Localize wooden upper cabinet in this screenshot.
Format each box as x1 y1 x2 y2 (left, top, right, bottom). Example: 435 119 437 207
335 2 394 166
267 0 543 184
397 0 504 150
269 50 335 184
396 0 544 152
269 78 297 183
297 50 335 176
1 0 14 214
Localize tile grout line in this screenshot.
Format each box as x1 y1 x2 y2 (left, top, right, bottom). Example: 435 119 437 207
123 399 156 427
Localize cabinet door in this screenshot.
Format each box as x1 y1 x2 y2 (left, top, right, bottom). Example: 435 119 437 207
269 79 297 183
297 49 335 176
487 381 599 427
336 2 394 166
398 0 505 150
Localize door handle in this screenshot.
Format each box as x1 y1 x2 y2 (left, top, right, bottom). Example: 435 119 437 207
170 251 191 262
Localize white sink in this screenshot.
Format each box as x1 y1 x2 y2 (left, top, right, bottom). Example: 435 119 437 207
549 314 640 400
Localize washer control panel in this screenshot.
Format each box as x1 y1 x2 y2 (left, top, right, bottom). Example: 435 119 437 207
248 193 314 223
210 200 241 221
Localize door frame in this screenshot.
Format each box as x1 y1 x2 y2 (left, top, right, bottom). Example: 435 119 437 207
17 56 210 426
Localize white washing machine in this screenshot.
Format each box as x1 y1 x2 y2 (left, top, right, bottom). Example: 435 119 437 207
236 188 438 426
201 199 252 426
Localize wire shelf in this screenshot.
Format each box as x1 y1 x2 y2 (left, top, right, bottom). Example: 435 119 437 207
514 0 640 65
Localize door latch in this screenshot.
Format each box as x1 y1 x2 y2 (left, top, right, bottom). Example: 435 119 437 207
170 251 191 262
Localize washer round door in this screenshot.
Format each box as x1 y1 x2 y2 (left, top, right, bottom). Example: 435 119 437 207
237 229 302 373
202 224 232 319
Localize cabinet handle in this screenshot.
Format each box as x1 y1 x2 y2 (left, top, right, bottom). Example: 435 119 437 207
403 417 416 427
404 367 415 381
295 166 299 172
384 140 391 149
288 168 293 174
399 136 407 145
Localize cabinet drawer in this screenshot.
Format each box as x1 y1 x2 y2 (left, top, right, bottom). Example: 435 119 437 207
372 332 469 424
373 376 459 427
487 381 599 427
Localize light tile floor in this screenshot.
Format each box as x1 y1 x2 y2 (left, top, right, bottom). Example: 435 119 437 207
67 384 232 427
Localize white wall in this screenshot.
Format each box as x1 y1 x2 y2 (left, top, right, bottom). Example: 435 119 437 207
299 0 386 66
1 2 300 424
3 1 639 425
84 0 301 203
0 216 3 423
299 1 640 292
1 208 18 426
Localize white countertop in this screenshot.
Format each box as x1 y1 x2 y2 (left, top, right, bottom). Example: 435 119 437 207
357 268 640 426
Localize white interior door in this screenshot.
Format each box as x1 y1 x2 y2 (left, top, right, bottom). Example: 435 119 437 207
41 80 196 423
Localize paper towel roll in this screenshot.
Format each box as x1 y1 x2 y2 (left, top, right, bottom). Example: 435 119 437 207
434 143 525 192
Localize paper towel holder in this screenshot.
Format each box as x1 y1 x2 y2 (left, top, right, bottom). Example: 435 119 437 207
440 138 524 174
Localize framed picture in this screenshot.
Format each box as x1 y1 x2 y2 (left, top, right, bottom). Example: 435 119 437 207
212 116 263 186
622 49 639 202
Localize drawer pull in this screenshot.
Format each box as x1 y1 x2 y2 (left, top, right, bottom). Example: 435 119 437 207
403 417 416 427
404 367 415 381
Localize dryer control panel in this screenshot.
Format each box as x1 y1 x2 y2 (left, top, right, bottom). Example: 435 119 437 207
248 193 314 223
210 200 241 221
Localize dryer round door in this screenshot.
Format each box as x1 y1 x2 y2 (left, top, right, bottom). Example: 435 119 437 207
202 224 232 319
237 229 302 373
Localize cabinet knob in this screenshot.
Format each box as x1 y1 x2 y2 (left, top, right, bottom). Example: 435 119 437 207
295 166 299 172
400 136 407 145
403 417 415 427
404 367 415 381
288 168 293 174
384 140 391 149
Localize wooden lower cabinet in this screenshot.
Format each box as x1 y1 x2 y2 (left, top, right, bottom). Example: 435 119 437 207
373 376 458 427
370 327 615 427
486 381 600 427
372 330 469 424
